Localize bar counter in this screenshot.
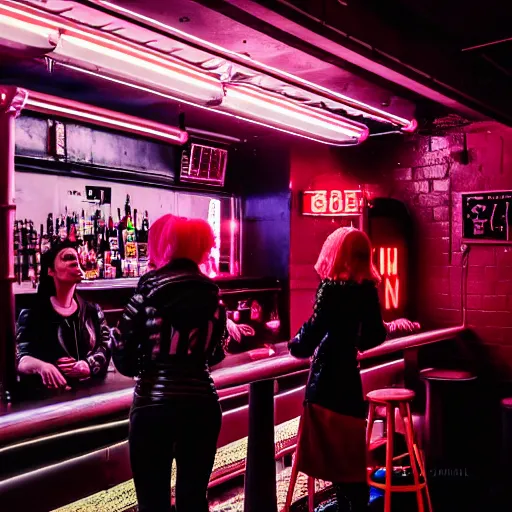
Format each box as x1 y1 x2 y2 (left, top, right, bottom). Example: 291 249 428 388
0 326 469 512
0 326 464 445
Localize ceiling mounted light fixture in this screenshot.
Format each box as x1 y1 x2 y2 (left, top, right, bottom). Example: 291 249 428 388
60 63 365 145
0 10 55 52
0 1 397 145
25 90 189 145
97 0 417 132
221 84 368 144
51 34 224 105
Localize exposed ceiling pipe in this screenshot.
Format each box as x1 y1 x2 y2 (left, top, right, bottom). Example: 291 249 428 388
462 36 512 52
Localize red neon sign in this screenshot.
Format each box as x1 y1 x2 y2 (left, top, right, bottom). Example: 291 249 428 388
302 189 363 216
374 246 400 310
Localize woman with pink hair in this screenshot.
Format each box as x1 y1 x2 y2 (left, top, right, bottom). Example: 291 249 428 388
289 227 418 511
113 214 226 512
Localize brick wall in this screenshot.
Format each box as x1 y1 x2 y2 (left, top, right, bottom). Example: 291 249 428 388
290 122 512 379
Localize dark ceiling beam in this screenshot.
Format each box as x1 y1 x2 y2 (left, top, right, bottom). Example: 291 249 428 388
191 0 512 125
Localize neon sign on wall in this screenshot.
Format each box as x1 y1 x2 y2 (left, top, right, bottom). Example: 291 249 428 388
374 246 400 311
302 189 363 216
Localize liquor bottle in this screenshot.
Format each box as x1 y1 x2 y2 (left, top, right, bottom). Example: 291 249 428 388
124 194 132 219
141 210 150 239
68 222 78 243
36 224 43 283
117 207 125 260
123 211 137 277
21 220 29 281
97 225 109 279
58 215 67 240
107 215 121 278
28 221 37 285
136 210 149 275
47 213 54 238
13 221 21 283
107 216 119 252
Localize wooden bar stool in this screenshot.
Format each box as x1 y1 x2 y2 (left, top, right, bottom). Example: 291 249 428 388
367 388 432 512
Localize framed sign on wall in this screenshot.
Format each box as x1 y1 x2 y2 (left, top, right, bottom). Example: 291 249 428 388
462 190 512 244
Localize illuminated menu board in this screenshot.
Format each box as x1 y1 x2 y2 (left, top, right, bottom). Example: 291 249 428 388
462 190 512 244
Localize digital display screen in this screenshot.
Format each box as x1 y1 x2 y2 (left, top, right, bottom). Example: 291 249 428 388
180 144 228 187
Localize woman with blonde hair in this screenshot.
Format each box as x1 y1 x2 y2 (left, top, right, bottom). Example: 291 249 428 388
289 227 418 511
113 215 226 512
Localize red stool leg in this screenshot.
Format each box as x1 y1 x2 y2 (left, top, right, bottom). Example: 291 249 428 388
367 402 376 448
307 476 315 512
284 451 299 512
408 405 433 512
401 403 425 512
384 403 395 512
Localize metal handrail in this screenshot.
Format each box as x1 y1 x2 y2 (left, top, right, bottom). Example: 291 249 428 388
0 326 466 446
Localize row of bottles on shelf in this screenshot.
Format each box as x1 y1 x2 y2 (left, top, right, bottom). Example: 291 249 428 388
14 195 151 286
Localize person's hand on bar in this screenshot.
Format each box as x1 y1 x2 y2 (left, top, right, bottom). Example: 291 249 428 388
38 361 68 389
226 319 255 342
385 318 421 338
57 357 91 380
18 355 69 389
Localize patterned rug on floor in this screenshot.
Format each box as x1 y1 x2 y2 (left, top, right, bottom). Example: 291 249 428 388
53 418 301 512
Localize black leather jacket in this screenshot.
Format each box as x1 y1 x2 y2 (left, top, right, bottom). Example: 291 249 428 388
16 296 112 379
289 279 387 418
113 259 227 404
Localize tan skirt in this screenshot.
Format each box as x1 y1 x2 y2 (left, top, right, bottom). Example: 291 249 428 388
295 402 367 483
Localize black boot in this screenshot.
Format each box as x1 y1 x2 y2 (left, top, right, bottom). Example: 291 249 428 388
334 483 369 512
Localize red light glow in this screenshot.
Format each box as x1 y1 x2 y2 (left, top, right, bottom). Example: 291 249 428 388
302 189 363 216
376 246 400 310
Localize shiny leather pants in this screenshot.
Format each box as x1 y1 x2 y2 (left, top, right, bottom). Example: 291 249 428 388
129 397 222 512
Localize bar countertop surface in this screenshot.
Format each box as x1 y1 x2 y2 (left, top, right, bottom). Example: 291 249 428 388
0 326 465 446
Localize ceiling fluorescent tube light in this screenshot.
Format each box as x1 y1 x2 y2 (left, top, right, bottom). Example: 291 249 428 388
0 3 222 105
0 11 56 51
60 63 361 146
50 33 223 105
221 84 368 145
98 0 417 132
25 91 188 145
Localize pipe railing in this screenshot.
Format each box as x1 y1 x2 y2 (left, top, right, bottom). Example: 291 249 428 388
0 326 466 447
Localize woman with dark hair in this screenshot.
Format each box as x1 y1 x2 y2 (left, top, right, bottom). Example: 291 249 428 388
113 215 227 512
289 227 419 512
16 239 112 391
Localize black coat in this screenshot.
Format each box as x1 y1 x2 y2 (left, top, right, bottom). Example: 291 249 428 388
16 296 112 379
113 259 227 404
288 279 387 419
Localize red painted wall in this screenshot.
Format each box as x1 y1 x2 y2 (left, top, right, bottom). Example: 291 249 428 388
290 122 512 379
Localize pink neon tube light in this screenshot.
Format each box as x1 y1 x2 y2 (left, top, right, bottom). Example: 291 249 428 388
25 91 189 145
0 1 404 144
59 63 367 145
221 84 368 144
97 0 417 131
